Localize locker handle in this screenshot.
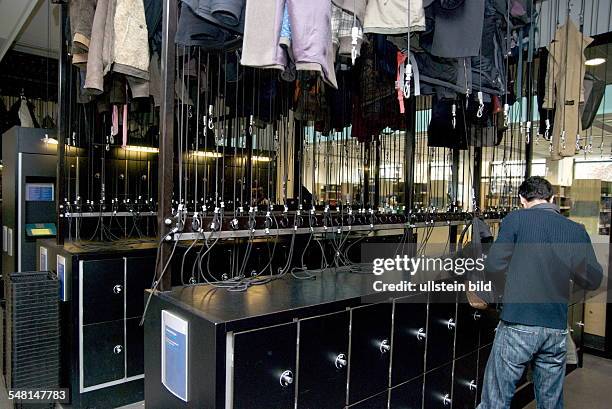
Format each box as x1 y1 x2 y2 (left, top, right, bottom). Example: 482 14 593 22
113 284 123 294
416 328 426 341
443 393 452 406
576 321 585 327
379 339 391 353
447 318 456 330
334 353 347 369
468 380 477 392
279 370 293 387
113 345 123 354
473 311 481 321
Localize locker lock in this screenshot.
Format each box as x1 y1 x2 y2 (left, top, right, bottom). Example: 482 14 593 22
279 370 293 387
113 285 123 294
334 353 347 369
447 318 456 330
468 380 477 392
113 345 123 354
416 328 426 341
443 393 451 406
379 339 391 354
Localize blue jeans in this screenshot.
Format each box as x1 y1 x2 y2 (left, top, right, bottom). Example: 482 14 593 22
478 321 567 409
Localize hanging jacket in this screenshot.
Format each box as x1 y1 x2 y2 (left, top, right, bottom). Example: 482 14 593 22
85 0 150 98
543 21 593 159
69 0 97 66
363 0 426 34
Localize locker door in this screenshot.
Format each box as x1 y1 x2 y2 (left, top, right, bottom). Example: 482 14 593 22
391 294 427 386
126 317 144 377
81 259 125 325
232 322 297 409
126 256 155 319
297 311 349 409
348 390 389 409
570 303 585 349
82 320 125 388
476 345 492 405
389 376 423 409
423 362 453 409
453 352 478 409
348 303 393 405
426 292 457 371
455 302 482 358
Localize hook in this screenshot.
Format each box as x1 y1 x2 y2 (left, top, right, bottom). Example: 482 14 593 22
476 91 484 118
451 103 457 129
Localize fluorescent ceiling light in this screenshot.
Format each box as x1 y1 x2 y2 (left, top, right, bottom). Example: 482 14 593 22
192 151 223 158
585 58 606 66
41 135 58 145
123 146 159 153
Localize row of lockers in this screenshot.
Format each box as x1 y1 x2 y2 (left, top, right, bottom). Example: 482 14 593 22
227 292 585 409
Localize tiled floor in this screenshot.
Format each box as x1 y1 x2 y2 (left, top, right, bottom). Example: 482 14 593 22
1 354 611 408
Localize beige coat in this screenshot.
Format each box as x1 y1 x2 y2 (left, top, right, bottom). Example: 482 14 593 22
85 0 150 95
544 21 593 159
363 0 426 34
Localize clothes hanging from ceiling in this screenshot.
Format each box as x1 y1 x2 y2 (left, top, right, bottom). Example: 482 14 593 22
84 0 151 99
175 1 238 49
430 0 485 58
241 0 338 89
69 0 96 67
332 4 364 64
543 21 593 159
363 0 426 34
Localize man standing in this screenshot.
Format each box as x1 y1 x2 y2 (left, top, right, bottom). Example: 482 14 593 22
478 176 603 409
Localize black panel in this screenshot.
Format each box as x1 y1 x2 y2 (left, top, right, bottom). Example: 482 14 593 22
82 259 125 325
233 322 297 409
423 362 453 409
348 303 393 404
349 390 389 409
82 320 125 388
297 311 349 409
126 257 154 318
453 352 478 409
455 301 482 358
391 294 427 386
126 317 144 377
389 376 423 409
476 345 492 405
426 292 456 371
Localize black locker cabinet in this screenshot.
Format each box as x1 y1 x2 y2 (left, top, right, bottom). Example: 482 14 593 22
297 311 350 409
229 322 297 409
425 291 457 371
452 352 479 409
391 293 428 386
389 376 423 409
79 257 149 391
348 302 393 405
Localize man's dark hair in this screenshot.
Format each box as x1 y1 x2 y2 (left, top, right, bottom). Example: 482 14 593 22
518 176 554 202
